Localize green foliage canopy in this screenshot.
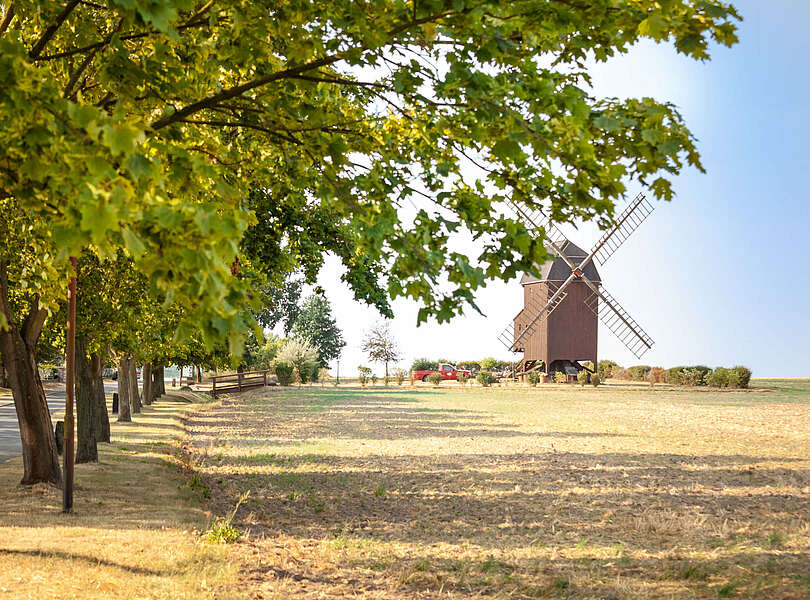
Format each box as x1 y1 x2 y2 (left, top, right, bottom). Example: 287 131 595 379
0 0 740 343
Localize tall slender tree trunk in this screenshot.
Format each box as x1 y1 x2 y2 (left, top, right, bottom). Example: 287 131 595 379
153 365 165 399
0 263 61 485
91 350 110 442
117 356 131 422
129 359 141 413
75 337 97 463
142 363 153 406
0 357 6 388
196 365 202 383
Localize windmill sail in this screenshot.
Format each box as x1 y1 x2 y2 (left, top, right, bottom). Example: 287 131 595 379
583 286 654 358
591 193 654 266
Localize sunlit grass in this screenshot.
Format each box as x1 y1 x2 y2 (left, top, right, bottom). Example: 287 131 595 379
189 380 810 599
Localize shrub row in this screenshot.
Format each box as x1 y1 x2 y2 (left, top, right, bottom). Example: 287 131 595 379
410 358 513 373
613 364 752 388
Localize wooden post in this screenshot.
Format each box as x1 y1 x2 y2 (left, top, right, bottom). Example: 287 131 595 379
63 256 77 513
212 377 217 398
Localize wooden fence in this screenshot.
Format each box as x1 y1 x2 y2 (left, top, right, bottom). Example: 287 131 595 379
210 370 270 397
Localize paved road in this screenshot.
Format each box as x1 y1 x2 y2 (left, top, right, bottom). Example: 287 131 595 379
0 381 117 464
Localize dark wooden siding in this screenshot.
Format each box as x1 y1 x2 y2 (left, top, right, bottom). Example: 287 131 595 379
515 281 598 368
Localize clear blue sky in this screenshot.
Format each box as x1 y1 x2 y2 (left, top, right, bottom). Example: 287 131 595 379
312 1 810 378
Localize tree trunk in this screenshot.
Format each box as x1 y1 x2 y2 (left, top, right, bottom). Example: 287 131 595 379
0 357 6 388
129 360 141 413
142 363 153 406
0 300 61 485
153 365 165 399
196 365 202 383
91 350 110 442
117 356 131 422
75 337 97 463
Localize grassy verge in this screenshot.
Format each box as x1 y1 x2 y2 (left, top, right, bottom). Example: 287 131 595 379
0 397 240 600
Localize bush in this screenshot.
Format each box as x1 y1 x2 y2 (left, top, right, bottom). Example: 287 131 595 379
358 365 371 386
427 372 444 386
480 357 498 371
626 365 652 381
277 337 319 385
646 366 666 386
457 361 480 374
528 371 540 386
729 366 752 389
553 371 568 384
411 358 438 371
393 368 406 385
708 367 730 388
590 374 601 387
274 362 294 386
597 360 620 380
667 365 712 386
371 374 378 386
477 371 496 387
457 372 469 386
577 369 589 386
680 368 707 386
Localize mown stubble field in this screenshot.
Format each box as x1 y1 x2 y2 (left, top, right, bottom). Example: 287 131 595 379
188 379 810 599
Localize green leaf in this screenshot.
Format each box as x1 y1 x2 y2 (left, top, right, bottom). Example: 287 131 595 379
121 228 146 257
491 139 523 162
102 124 143 157
80 201 119 243
638 14 668 39
593 115 621 132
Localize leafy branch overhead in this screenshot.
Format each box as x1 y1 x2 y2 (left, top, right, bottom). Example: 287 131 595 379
0 0 740 333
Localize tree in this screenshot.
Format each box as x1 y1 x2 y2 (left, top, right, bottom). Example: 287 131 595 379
0 1 740 483
291 295 345 367
362 322 400 382
253 277 303 336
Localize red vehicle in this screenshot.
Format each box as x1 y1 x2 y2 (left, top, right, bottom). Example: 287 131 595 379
412 363 472 382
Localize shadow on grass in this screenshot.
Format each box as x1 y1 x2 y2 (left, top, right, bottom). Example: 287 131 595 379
0 548 163 576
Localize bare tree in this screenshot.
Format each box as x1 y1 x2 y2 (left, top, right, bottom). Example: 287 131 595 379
362 322 400 383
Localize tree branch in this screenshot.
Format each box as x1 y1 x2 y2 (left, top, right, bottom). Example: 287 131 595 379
151 54 346 131
151 9 463 132
29 0 81 59
36 17 210 61
0 4 15 36
21 297 47 346
0 260 12 330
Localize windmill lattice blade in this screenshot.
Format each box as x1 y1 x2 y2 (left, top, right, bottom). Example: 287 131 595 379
592 193 654 265
584 287 654 359
508 200 569 250
498 283 568 352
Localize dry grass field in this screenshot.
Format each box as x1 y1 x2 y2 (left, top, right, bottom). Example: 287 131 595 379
187 379 810 599
0 397 240 600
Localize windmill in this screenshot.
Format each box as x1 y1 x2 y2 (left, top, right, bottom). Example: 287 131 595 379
498 192 656 379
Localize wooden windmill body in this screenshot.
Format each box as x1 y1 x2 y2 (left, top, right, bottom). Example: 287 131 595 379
512 241 600 376
499 193 656 379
